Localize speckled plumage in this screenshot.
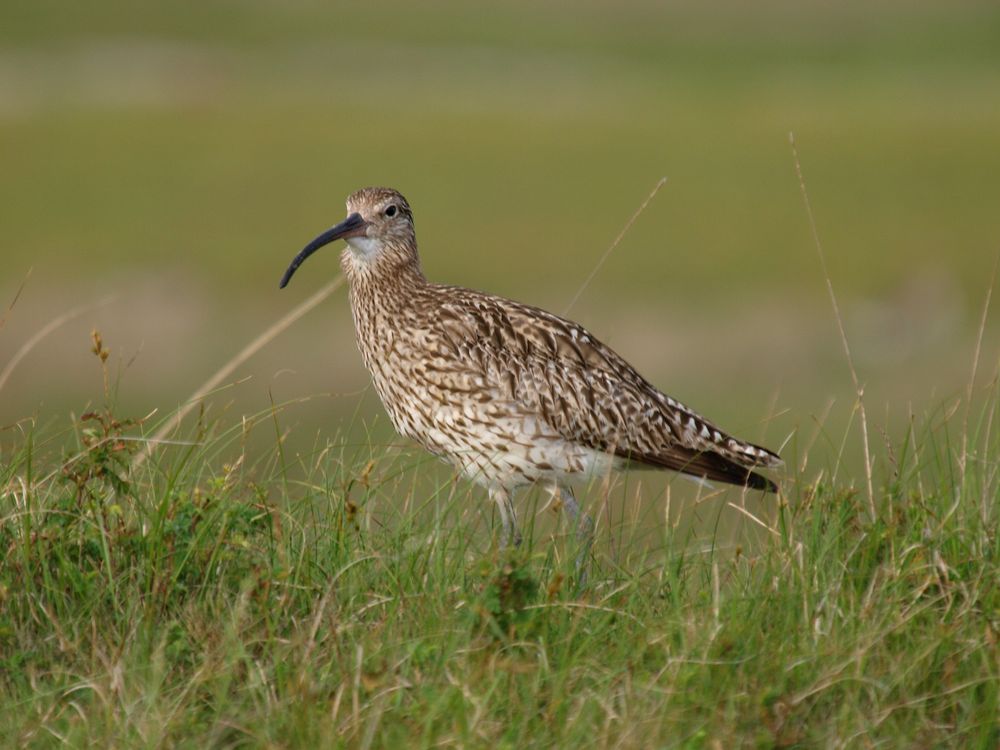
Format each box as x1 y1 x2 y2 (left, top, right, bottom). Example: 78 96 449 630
281 186 782 548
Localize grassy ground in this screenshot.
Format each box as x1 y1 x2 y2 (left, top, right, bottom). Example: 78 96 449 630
1 350 997 747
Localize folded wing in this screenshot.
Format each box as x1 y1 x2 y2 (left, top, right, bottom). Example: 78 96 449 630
433 289 782 492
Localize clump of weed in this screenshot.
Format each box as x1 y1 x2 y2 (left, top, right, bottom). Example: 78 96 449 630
62 408 139 504
62 330 141 503
469 554 540 640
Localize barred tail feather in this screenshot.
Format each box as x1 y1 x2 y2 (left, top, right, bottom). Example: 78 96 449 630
619 445 780 493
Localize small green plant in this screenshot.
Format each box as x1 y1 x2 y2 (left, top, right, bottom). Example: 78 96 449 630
470 553 540 640
61 330 140 504
62 409 138 503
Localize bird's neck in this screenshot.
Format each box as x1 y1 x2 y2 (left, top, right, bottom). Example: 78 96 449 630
342 244 428 319
343 244 430 385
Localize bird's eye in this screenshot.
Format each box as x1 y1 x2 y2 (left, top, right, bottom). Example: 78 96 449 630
385 205 397 217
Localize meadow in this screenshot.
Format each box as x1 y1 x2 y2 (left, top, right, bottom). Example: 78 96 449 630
2 1 999 746
0 340 997 746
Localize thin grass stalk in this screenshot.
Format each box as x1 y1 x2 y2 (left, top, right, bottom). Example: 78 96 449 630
959 253 998 493
563 177 667 316
133 275 345 468
789 133 876 521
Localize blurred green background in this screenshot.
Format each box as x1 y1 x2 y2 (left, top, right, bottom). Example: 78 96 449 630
2 0 999 476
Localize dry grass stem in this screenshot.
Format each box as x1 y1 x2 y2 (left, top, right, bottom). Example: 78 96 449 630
959 252 998 485
789 133 876 520
0 296 115 395
563 177 668 316
0 269 31 331
134 275 346 467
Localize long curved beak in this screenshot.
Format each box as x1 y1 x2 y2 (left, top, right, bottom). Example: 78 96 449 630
279 212 368 288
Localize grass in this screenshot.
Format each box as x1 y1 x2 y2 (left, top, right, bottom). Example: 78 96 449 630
1 343 997 747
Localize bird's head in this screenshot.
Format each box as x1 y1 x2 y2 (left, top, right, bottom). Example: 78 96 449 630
279 186 417 288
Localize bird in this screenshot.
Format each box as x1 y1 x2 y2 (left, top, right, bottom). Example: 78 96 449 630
279 186 782 556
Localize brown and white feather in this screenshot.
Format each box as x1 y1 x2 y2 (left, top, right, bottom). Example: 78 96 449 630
329 187 781 495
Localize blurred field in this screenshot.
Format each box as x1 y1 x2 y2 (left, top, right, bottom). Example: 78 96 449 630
2 0 1000 471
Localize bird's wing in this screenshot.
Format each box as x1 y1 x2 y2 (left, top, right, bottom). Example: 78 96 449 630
433 289 781 490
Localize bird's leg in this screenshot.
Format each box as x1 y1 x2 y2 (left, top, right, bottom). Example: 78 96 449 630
553 486 594 585
490 488 521 549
